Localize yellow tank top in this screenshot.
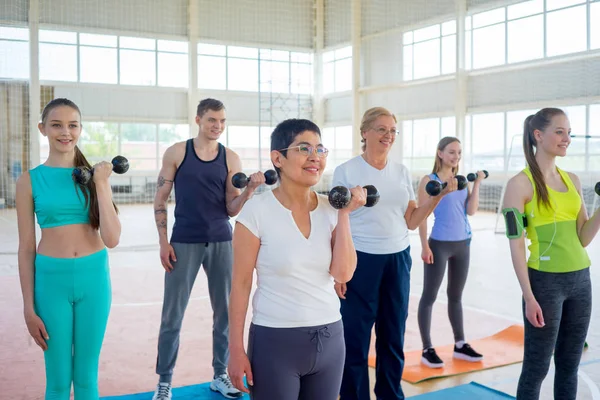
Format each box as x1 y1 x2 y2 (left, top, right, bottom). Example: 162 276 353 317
522 167 590 273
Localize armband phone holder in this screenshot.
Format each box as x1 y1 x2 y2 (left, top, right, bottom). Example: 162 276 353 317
502 208 527 239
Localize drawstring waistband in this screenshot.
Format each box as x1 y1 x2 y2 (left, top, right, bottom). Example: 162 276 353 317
309 326 331 353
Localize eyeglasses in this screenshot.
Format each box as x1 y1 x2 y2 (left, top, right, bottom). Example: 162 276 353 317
279 144 329 158
371 127 400 136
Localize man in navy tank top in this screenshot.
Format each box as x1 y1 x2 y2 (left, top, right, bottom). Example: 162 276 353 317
151 98 266 399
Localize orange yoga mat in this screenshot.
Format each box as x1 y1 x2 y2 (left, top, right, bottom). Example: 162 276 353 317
368 324 525 384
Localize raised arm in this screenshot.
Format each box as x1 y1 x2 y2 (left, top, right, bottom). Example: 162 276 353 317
405 178 456 230
225 149 263 217
228 222 259 393
466 171 485 216
16 172 49 350
417 175 433 263
570 172 600 247
93 162 121 248
503 174 544 327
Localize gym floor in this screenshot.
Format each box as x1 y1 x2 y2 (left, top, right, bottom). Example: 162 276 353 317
1 205 599 399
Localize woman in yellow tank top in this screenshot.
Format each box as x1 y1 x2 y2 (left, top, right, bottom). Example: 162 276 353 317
503 108 600 400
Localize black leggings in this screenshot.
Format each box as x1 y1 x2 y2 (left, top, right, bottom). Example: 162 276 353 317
418 238 471 349
516 267 592 400
247 320 345 400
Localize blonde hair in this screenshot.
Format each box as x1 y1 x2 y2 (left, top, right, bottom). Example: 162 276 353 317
360 107 397 152
432 136 461 175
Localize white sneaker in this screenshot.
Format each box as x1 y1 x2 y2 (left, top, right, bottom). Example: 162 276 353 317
210 374 243 399
152 382 172 400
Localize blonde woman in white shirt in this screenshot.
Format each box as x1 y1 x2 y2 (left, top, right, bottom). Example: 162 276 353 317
228 118 366 400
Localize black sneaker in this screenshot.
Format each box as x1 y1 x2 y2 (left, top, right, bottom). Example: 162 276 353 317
453 343 483 362
421 348 445 368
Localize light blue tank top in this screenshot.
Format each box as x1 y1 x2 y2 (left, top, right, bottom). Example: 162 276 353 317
429 173 472 242
30 165 90 229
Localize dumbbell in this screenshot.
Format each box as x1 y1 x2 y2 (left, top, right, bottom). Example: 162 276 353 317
425 175 467 197
595 182 600 196
328 185 380 210
72 155 129 185
467 170 489 182
232 169 278 189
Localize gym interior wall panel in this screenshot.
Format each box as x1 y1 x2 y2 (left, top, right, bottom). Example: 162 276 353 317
198 0 314 49
40 0 188 36
0 0 28 24
361 31 403 88
468 57 600 109
53 85 188 121
325 0 351 48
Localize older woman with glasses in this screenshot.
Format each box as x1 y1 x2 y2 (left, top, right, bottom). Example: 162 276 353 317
333 107 456 400
228 118 367 400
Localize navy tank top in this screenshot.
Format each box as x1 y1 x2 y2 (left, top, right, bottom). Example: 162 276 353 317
171 140 232 243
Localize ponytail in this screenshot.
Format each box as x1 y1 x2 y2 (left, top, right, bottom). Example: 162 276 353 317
522 108 565 210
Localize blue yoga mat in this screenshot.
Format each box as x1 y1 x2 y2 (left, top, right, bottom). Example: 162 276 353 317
408 382 515 399
100 381 249 400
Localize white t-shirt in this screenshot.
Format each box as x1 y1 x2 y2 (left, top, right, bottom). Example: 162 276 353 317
332 155 415 254
235 190 341 328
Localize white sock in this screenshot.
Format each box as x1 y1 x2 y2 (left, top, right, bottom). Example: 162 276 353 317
456 340 465 349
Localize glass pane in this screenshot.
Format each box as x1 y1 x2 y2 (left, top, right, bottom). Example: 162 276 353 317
40 43 77 81
323 61 335 94
546 5 586 57
413 39 440 79
79 122 119 162
158 40 188 53
403 45 413 80
0 26 28 41
260 126 274 171
591 3 600 50
472 8 506 29
403 120 413 159
39 29 76 44
260 49 289 61
322 127 336 172
412 118 440 157
472 112 504 170
335 46 352 59
80 47 118 84
334 57 352 92
121 123 158 170
228 126 259 171
507 0 543 19
588 104 600 156
473 24 505 69
158 52 188 88
546 0 585 11
507 15 544 63
442 20 456 36
413 24 440 42
260 60 290 93
120 49 156 85
0 40 29 79
322 49 335 63
228 58 258 91
79 33 117 47
198 55 226 90
561 105 586 137
331 126 353 171
120 36 155 50
228 46 258 59
291 62 312 95
198 43 226 56
441 116 456 137
159 124 189 156
291 52 312 63
441 35 456 75
403 31 413 45
465 31 472 70
506 109 536 170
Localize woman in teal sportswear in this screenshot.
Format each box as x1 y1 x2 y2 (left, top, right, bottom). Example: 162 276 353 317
16 98 121 400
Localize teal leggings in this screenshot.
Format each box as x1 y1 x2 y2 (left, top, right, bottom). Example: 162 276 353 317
34 249 112 400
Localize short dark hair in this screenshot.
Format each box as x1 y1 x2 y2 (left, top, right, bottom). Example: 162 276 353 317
197 98 225 118
270 118 321 177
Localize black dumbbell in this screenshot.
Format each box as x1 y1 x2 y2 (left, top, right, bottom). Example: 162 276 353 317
328 185 380 210
467 170 489 182
72 155 129 185
232 169 278 189
425 175 467 196
595 182 600 196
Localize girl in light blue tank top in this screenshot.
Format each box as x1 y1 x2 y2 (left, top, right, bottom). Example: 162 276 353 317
416 137 486 369
16 98 121 400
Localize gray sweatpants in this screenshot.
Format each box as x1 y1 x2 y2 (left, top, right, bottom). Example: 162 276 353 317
418 238 471 350
248 320 345 400
156 241 233 383
516 267 592 400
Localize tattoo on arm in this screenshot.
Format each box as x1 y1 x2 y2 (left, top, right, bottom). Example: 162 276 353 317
157 176 173 188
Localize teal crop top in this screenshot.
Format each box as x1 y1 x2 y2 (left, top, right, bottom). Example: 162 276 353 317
30 165 90 229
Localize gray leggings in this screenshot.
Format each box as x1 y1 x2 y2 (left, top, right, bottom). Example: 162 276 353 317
248 320 345 400
418 238 470 349
516 267 592 400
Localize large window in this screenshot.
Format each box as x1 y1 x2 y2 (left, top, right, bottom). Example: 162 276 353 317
198 43 313 94
403 21 456 80
322 46 352 94
403 117 456 171
321 126 353 172
0 26 29 79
